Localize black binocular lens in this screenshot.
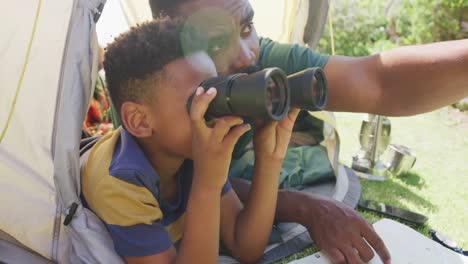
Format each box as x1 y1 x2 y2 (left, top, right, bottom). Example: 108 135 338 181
288 67 328 111
188 68 289 121
187 67 328 121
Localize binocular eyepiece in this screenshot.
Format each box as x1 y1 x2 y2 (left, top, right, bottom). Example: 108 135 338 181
188 67 328 121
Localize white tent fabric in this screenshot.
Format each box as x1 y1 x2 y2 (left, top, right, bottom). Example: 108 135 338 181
0 0 75 259
0 0 123 262
251 0 328 47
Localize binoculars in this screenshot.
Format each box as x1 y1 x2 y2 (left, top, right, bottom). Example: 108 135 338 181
188 67 328 121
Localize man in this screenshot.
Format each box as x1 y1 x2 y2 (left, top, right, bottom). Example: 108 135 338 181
148 0 468 263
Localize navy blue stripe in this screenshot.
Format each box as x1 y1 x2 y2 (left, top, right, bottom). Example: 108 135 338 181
161 161 193 225
109 128 160 199
107 222 172 257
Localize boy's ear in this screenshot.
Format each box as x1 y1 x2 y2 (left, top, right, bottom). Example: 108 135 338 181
120 101 153 138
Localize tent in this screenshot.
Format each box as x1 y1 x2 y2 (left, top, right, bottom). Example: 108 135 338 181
0 0 358 263
0 0 123 262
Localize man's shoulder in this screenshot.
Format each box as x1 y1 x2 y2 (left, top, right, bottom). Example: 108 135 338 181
258 37 330 74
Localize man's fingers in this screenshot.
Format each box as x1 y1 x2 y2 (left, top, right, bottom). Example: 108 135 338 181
342 247 362 264
362 223 391 263
190 87 216 131
352 237 375 263
323 248 346 264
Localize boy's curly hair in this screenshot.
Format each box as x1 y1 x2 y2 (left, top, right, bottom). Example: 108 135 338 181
149 0 187 18
103 17 184 117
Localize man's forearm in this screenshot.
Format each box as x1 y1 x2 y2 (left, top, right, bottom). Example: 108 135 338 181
325 39 468 116
231 177 309 224
377 38 468 116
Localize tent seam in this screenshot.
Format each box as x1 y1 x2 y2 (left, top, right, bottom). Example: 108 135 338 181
50 0 80 260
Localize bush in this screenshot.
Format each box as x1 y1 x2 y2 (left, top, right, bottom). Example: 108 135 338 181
393 0 467 45
317 0 468 56
317 0 390 56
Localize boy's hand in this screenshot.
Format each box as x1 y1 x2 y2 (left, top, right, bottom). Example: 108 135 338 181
190 87 251 190
253 108 300 161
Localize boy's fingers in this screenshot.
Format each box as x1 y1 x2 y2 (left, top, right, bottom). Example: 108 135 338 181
279 108 300 130
224 123 251 146
213 116 244 140
288 108 301 122
190 87 217 131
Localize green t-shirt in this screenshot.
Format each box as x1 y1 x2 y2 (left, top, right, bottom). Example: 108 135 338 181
259 37 329 75
230 38 334 187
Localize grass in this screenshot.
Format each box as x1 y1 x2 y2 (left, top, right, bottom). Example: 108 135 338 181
276 108 468 263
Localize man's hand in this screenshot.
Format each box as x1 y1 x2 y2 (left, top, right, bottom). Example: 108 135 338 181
295 193 391 264
230 178 391 264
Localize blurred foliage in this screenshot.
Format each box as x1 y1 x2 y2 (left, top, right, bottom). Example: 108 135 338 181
317 0 468 56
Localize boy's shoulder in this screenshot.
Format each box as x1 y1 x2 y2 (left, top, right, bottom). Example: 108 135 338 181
83 128 159 188
81 128 163 223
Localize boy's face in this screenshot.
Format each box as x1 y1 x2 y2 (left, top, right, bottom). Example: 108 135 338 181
179 0 260 75
147 52 217 159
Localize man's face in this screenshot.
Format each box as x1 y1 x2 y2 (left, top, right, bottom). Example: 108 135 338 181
147 52 217 159
179 0 261 75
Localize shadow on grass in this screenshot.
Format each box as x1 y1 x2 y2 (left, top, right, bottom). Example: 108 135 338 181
397 171 426 189
360 173 437 213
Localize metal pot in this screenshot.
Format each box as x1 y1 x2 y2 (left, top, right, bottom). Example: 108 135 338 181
384 144 417 176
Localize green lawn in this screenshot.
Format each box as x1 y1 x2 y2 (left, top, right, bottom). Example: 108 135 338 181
276 108 468 263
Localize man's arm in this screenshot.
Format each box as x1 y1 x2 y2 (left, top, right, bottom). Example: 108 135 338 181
325 39 468 116
260 37 468 116
230 178 391 264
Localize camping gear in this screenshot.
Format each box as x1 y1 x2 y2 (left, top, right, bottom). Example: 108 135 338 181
384 144 417 176
1 0 359 263
358 200 428 226
352 114 418 178
352 114 392 175
430 230 468 256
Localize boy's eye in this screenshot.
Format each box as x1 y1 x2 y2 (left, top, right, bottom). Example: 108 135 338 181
241 22 253 38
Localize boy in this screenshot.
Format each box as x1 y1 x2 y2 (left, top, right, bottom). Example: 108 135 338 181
81 17 299 263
